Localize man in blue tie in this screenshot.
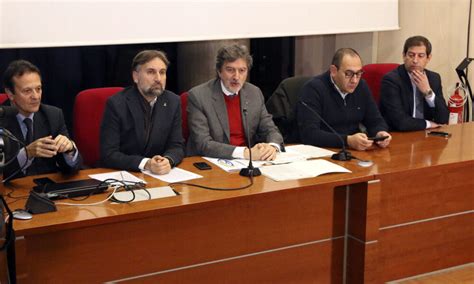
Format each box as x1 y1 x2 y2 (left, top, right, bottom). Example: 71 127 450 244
2 60 81 181
380 36 449 131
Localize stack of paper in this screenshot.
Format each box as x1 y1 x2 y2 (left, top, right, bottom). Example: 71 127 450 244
202 145 336 172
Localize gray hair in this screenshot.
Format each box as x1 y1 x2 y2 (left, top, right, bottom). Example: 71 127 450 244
215 44 253 75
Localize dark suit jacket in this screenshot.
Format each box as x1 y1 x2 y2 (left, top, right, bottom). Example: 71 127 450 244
186 79 283 158
380 64 449 131
100 86 184 171
2 104 82 181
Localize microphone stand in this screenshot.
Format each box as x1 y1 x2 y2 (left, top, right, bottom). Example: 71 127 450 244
0 136 5 168
0 128 17 282
239 109 261 177
300 101 352 161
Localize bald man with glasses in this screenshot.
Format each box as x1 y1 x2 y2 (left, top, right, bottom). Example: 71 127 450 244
296 48 391 151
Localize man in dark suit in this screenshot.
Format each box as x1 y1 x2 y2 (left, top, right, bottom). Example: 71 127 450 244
380 36 449 131
100 50 184 174
296 48 391 151
2 60 81 181
186 44 283 160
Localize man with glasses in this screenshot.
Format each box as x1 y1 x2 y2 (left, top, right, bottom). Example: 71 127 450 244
186 43 283 160
380 36 449 131
296 48 391 151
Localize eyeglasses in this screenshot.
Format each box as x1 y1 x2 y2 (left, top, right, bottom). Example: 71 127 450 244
343 70 364 79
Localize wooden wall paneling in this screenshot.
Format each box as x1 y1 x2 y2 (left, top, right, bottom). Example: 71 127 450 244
378 212 474 282
20 183 347 282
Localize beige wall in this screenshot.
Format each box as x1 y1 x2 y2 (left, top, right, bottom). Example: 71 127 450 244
295 0 472 105
377 0 470 99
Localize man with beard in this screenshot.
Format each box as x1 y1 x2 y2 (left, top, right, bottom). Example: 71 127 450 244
100 50 184 174
296 48 391 151
380 36 449 131
186 43 283 160
2 60 81 181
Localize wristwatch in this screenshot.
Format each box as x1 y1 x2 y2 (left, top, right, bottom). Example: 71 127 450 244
424 89 434 97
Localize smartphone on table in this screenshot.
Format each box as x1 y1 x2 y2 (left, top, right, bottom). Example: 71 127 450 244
193 162 212 170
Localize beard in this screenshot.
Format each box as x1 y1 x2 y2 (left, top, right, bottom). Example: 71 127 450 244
143 84 164 98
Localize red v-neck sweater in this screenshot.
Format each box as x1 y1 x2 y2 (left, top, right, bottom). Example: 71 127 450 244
223 94 246 146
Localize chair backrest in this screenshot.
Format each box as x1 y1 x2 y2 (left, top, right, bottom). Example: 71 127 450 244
180 92 189 142
361 63 398 104
73 87 123 167
266 76 311 144
0 94 8 104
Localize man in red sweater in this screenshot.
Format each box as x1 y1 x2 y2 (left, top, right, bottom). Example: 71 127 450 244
186 43 283 160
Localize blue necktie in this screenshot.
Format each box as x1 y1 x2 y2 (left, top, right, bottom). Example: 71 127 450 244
23 118 33 145
414 89 424 119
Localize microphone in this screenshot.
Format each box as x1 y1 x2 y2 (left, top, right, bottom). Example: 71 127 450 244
300 101 352 161
1 128 26 183
239 107 261 177
0 106 18 118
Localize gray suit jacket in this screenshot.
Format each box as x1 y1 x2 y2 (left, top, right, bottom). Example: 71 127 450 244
186 79 283 158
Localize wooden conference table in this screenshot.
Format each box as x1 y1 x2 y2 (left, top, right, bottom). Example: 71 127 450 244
2 123 473 283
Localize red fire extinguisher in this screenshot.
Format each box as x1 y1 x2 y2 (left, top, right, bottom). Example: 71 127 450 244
448 83 466 124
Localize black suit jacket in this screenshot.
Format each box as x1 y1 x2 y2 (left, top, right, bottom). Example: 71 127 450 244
380 64 449 131
100 86 184 171
2 104 82 181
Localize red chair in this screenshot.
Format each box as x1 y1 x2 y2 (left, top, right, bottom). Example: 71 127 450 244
0 93 9 104
361 63 398 104
73 87 123 167
180 92 189 142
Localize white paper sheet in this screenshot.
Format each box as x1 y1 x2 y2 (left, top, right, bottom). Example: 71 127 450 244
269 151 307 165
285 145 335 159
260 159 351 181
89 171 146 184
142 167 203 183
111 186 177 204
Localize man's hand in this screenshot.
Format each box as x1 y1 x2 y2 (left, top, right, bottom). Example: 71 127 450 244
428 121 442 129
374 131 391 148
146 155 171 175
244 143 278 161
347 133 373 151
25 136 59 158
411 70 431 95
54 134 75 153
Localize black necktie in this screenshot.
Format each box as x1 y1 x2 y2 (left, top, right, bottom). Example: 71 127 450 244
414 89 424 119
23 118 33 145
